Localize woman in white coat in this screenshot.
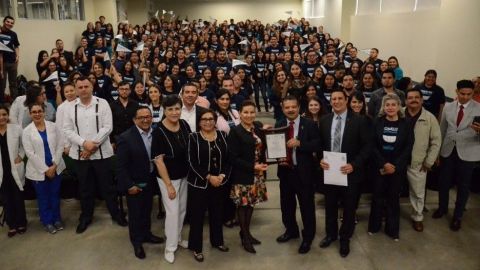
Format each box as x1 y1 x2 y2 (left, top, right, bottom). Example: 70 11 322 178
22 103 65 234
0 104 27 237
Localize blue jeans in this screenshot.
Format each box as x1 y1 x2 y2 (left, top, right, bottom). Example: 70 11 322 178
33 174 62 226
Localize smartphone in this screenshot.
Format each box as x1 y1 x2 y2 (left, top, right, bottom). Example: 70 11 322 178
474 116 480 125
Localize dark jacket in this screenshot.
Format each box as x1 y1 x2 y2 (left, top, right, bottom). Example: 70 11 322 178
228 122 266 185
276 117 321 186
371 116 414 173
187 130 231 189
318 110 372 183
116 125 153 192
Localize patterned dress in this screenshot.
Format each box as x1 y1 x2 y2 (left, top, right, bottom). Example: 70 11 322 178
230 130 268 206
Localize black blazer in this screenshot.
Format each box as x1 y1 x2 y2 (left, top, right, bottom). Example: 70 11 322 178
276 117 321 185
318 111 372 184
187 130 231 189
228 122 266 185
371 116 413 173
116 125 153 192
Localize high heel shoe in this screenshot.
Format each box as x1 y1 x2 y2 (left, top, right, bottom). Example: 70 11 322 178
240 231 261 245
7 229 17 238
240 232 256 253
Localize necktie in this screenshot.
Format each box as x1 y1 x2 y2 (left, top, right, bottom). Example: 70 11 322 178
286 121 294 167
456 105 464 127
333 115 342 152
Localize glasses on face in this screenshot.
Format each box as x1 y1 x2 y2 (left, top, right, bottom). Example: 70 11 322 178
136 115 152 121
200 118 215 122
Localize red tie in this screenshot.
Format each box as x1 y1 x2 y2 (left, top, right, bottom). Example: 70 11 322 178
286 121 294 167
456 105 464 127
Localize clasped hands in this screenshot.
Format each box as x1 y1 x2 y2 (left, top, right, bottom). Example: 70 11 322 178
81 140 100 159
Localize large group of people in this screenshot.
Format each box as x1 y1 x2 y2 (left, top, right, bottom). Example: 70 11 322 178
0 13 480 264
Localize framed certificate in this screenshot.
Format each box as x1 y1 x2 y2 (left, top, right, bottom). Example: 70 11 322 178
263 126 288 161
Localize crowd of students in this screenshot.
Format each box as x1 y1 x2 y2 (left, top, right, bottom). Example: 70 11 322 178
1 13 480 264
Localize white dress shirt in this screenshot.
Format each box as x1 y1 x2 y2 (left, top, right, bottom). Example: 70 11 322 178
56 100 75 148
181 105 196 132
63 97 114 160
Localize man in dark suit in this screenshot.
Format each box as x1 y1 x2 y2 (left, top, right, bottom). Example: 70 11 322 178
180 82 208 132
275 95 321 254
116 106 164 259
318 89 371 257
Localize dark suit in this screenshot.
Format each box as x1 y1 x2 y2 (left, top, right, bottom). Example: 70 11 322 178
318 111 371 241
276 117 320 242
368 116 413 237
116 126 155 248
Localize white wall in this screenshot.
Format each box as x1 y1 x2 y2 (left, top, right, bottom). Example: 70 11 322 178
15 0 118 80
146 0 302 25
307 0 343 37
349 0 480 96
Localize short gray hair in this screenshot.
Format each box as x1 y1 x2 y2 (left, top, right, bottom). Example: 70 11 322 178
378 93 404 118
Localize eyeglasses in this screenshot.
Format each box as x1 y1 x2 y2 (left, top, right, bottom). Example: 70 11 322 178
200 118 215 122
136 116 152 120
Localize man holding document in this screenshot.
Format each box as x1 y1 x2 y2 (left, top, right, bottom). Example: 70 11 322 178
275 95 320 254
318 89 371 257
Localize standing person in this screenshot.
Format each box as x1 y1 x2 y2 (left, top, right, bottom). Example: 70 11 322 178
147 84 163 129
413 69 446 120
318 89 371 258
0 16 20 103
275 95 320 254
214 88 240 135
22 85 55 128
0 104 26 237
433 80 480 231
152 95 191 263
187 109 231 262
368 69 405 117
116 106 164 260
109 81 139 149
404 88 441 232
63 76 126 234
180 83 208 132
368 94 413 240
228 100 268 254
22 103 66 234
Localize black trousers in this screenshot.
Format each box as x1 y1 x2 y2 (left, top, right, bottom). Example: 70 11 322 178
188 184 225 253
222 180 236 222
75 158 120 223
0 174 27 229
368 173 402 237
324 182 359 240
126 177 154 248
279 167 316 242
438 147 477 219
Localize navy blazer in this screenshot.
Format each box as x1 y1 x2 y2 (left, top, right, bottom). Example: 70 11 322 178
116 125 153 192
276 117 321 185
318 111 372 183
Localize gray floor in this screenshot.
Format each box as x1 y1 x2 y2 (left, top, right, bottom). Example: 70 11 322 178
1 181 480 270
1 112 479 270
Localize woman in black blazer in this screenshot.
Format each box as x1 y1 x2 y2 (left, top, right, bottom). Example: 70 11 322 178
187 109 230 262
228 100 268 254
368 94 413 241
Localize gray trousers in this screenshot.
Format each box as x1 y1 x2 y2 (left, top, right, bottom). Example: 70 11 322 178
407 165 427 222
0 62 18 103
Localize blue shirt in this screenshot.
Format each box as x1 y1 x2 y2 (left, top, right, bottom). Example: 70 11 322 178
136 126 153 172
38 130 53 167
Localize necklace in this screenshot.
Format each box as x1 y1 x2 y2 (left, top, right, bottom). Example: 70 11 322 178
200 130 217 141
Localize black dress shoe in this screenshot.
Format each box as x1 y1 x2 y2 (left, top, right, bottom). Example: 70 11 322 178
276 232 299 243
145 234 164 244
432 209 446 219
339 240 350 257
298 241 311 254
134 246 146 259
450 219 461 231
115 216 128 227
214 245 230 252
76 221 91 234
319 236 337 248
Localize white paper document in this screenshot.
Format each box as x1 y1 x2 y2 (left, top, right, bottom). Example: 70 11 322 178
266 133 287 159
323 151 348 186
